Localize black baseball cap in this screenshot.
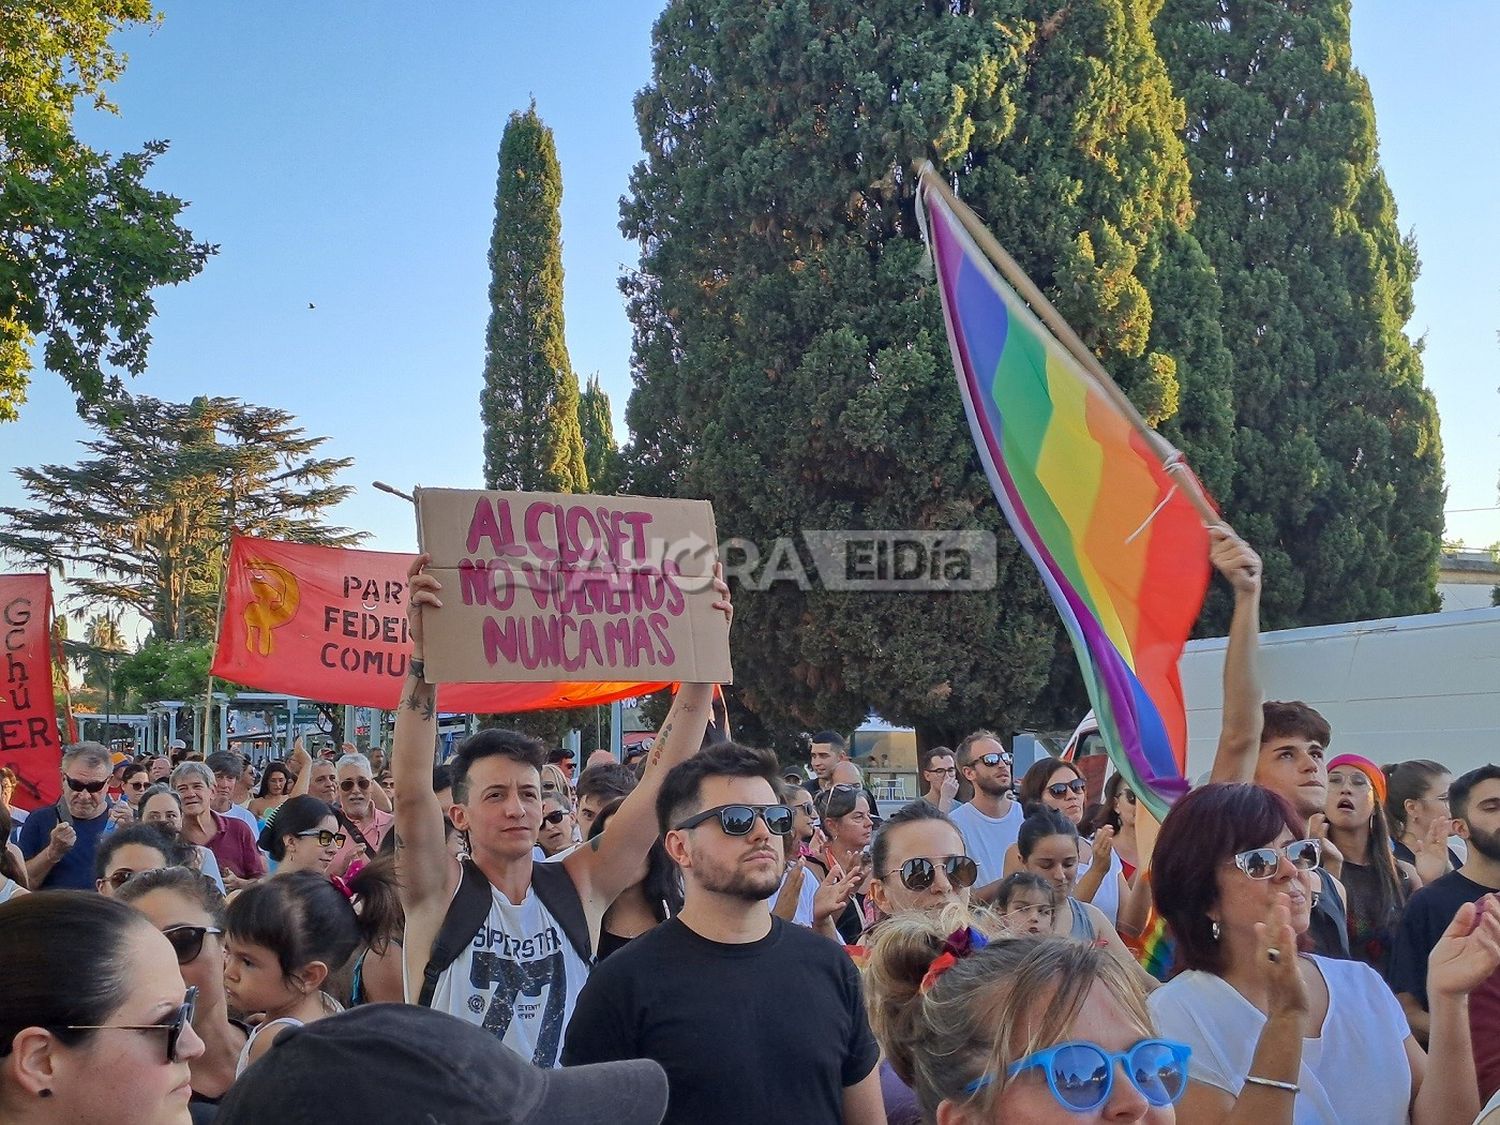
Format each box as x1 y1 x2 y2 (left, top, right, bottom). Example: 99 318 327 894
213 1004 668 1125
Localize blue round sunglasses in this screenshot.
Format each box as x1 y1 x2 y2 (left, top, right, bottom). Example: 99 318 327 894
966 1038 1192 1112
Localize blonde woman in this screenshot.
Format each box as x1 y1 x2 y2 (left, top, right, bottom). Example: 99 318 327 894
864 909 1186 1123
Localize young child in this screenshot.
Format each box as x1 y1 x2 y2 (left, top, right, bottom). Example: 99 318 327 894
994 872 1057 936
224 867 400 1074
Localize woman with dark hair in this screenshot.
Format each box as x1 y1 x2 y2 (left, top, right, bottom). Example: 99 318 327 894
586 797 684 960
224 866 402 1073
863 908 1187 1123
1008 757 1127 926
249 761 292 820
815 783 877 942
1149 782 1500 1124
1324 754 1419 979
1385 759 1462 882
867 800 977 920
257 795 344 875
1016 809 1151 991
118 867 245 1105
0 891 204 1123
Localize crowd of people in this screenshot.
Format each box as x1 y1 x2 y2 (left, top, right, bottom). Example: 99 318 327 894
2 535 1500 1125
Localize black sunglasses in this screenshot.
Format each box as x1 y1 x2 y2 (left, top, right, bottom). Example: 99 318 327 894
674 804 794 836
162 924 223 966
340 777 372 792
881 855 979 892
65 776 108 794
1046 779 1088 798
64 987 198 1064
974 752 1011 767
295 829 348 848
541 809 570 826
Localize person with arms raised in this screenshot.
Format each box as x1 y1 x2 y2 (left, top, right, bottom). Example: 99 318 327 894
393 554 733 1067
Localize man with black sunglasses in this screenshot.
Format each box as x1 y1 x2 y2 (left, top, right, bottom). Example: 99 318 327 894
326 752 393 877
20 743 131 890
948 731 1022 900
564 742 883 1124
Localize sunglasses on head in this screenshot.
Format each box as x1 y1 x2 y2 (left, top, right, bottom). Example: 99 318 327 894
62 987 199 1065
880 854 978 892
968 1039 1191 1112
674 804 794 836
816 784 863 819
340 777 372 792
1046 778 1087 798
974 752 1011 768
541 809 570 826
162 924 223 965
65 776 108 794
295 829 348 849
1232 838 1321 880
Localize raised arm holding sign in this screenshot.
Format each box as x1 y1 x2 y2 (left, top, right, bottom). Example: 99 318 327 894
394 542 733 1068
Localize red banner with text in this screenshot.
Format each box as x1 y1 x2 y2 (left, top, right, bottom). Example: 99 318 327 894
212 536 670 712
1 574 63 810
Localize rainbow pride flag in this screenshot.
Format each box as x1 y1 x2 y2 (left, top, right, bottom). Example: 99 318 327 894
919 175 1211 819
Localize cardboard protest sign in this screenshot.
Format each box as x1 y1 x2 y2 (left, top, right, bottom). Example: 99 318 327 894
415 489 733 685
0 574 63 810
212 534 673 710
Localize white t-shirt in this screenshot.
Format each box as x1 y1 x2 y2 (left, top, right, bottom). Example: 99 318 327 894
949 799 1022 886
1076 847 1124 927
224 802 260 837
419 878 591 1069
1149 955 1411 1124
778 864 822 928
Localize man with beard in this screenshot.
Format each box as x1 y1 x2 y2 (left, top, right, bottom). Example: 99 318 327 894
947 730 1020 897
1390 764 1500 1083
19 743 133 889
563 742 882 1125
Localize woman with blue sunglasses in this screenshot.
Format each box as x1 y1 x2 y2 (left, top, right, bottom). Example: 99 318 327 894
864 909 1187 1122
1150 783 1500 1125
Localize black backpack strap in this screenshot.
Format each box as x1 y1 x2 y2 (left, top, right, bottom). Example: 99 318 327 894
417 859 493 1008
531 858 594 968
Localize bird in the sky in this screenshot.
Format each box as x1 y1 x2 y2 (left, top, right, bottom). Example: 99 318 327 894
308 302 316 310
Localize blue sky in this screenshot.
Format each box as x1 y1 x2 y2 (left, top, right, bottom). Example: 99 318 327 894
3 1 1496 646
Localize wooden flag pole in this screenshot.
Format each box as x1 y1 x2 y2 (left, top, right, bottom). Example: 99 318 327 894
914 163 1220 527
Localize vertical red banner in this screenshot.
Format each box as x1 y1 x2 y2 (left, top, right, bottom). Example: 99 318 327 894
1 574 63 810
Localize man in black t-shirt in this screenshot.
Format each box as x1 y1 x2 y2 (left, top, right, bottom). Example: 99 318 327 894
563 742 882 1125
1390 765 1500 1048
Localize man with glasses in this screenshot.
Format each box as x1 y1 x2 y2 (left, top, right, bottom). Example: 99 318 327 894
564 741 883 1124
948 731 1022 897
918 747 960 811
19 743 132 890
326 752 393 877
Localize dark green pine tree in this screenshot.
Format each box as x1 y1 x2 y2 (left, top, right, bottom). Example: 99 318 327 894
621 1 1231 740
1157 0 1445 627
577 374 620 493
480 104 589 493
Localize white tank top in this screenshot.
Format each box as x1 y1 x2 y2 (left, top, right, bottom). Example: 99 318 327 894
420 879 590 1069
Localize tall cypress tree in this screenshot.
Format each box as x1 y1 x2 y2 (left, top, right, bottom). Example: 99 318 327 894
1157 0 1445 626
578 374 619 493
621 1 1233 739
480 104 589 492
